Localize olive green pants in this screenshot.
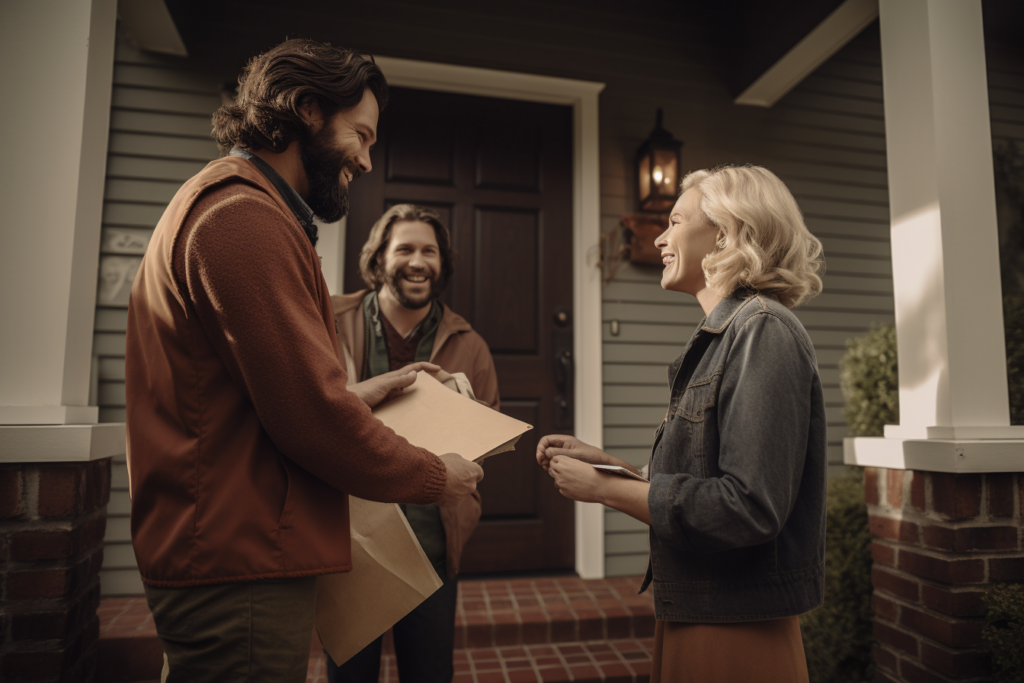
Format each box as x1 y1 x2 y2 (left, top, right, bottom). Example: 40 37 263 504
144 576 317 683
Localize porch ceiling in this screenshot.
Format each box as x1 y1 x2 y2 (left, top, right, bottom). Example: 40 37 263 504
160 0 845 95
160 0 1021 101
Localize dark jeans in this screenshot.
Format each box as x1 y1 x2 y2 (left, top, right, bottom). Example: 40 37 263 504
327 577 458 683
144 576 316 683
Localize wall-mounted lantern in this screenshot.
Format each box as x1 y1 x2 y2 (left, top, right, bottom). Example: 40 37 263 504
635 108 684 212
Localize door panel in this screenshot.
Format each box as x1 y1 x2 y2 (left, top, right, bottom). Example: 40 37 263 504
475 123 541 191
472 208 539 354
477 400 540 518
386 116 456 185
346 87 574 574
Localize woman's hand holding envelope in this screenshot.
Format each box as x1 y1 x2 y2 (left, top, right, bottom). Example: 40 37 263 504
539 436 652 526
536 434 640 474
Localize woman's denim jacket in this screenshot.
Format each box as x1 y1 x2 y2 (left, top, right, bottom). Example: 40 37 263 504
640 290 827 622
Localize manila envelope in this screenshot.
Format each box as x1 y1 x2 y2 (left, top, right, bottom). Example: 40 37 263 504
372 371 532 462
316 371 533 665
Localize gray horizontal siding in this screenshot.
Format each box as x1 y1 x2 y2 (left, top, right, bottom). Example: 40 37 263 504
988 43 1024 149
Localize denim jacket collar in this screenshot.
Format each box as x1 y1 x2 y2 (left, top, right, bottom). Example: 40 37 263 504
700 287 758 334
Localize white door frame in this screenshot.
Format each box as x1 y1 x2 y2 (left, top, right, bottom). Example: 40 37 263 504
368 56 608 579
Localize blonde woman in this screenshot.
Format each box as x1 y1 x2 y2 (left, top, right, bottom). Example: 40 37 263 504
537 165 826 682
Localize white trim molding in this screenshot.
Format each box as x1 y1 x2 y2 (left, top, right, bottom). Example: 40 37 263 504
735 0 879 107
374 56 607 578
0 405 99 425
0 423 126 463
844 437 1024 474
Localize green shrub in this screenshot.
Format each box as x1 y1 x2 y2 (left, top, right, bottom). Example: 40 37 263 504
839 325 899 437
1005 295 1024 426
982 583 1024 682
801 474 874 683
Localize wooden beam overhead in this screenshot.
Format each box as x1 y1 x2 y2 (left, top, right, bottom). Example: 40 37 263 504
734 0 879 108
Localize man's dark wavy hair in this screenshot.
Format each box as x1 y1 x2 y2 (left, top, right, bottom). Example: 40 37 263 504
212 39 388 155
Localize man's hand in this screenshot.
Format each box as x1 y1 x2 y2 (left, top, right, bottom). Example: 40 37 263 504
434 452 484 508
349 362 442 409
536 434 615 471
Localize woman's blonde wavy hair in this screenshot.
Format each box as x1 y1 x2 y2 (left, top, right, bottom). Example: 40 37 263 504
683 165 824 308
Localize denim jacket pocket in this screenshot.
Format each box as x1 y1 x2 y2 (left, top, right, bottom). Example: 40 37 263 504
671 372 721 422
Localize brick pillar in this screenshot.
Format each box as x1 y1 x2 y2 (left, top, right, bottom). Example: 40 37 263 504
866 467 1024 682
0 459 111 683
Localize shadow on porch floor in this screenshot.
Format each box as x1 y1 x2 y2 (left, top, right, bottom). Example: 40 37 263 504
98 575 655 683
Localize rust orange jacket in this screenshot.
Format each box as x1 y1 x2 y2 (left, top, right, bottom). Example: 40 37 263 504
331 290 500 578
125 156 447 588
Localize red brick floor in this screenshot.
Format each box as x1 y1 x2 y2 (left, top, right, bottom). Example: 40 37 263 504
307 639 655 683
98 575 654 683
454 576 654 647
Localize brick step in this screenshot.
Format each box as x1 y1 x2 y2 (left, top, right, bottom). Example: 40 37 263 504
98 576 653 683
454 576 654 648
309 639 654 683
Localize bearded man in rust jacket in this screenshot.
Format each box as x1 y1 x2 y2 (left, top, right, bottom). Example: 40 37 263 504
124 40 482 683
328 204 499 683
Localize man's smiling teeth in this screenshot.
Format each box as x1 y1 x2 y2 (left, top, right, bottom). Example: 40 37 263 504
662 254 675 266
404 275 427 283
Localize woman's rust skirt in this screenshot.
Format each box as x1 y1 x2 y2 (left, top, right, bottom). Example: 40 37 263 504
650 615 809 683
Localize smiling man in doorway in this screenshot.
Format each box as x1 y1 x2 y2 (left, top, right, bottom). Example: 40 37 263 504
125 40 483 683
329 205 499 682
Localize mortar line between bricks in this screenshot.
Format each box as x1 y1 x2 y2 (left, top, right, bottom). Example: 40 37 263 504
535 581 553 632
483 582 493 626
507 579 522 616
613 640 638 680
879 590 987 622
522 641 542 679
556 581 581 640
0 505 107 535
610 639 638 677
552 642 574 679
875 614 930 644
581 642 605 676
499 646 513 683
876 562 981 590
103 598 134 632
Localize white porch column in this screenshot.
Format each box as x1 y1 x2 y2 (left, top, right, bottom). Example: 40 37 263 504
880 0 1018 439
0 0 116 427
0 0 125 460
846 0 1024 472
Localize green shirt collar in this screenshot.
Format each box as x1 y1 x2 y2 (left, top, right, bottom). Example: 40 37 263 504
362 290 443 379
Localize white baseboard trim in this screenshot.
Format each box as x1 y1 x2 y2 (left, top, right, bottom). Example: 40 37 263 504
843 436 1024 473
0 423 126 463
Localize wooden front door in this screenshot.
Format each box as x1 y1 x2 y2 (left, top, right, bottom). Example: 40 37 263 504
345 87 575 574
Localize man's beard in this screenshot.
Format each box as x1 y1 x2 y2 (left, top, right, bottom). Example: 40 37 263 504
383 266 444 310
299 123 359 224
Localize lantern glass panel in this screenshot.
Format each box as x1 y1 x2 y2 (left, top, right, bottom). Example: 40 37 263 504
638 153 651 204
653 148 679 195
